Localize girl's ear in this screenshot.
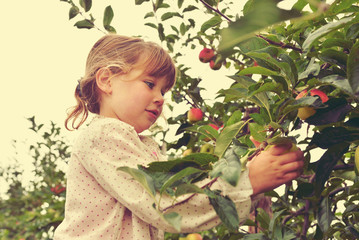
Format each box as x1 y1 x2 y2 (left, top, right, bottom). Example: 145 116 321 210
95 67 112 94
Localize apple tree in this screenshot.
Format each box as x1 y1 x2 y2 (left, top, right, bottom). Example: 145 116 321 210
0 117 69 239
59 0 359 239
2 0 357 239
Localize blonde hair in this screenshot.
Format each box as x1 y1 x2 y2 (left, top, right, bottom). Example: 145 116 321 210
65 34 177 130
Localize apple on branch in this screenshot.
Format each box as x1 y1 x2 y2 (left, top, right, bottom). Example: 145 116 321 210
186 233 203 240
209 57 222 70
187 108 203 123
295 89 328 120
199 48 215 63
200 143 214 154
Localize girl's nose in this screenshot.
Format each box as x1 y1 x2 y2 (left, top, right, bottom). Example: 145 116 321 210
154 92 164 106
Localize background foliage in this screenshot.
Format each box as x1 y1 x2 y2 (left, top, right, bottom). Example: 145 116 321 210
1 0 359 239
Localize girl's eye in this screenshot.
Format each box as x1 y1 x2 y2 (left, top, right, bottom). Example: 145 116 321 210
145 81 155 89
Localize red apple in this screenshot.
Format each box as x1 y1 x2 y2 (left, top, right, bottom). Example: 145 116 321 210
209 58 222 70
253 61 259 67
199 48 215 63
203 123 220 141
187 108 203 123
309 89 329 103
295 89 328 120
186 233 203 240
295 89 308 100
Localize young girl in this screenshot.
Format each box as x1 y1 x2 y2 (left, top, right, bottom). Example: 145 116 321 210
54 34 304 240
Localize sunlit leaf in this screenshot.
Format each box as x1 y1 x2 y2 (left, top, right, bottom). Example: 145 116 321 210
210 148 241 186
302 16 354 53
118 167 156 198
163 212 182 232
215 121 246 158
160 167 203 194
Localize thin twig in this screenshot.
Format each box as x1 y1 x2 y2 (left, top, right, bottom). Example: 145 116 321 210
199 0 232 22
160 177 218 212
257 35 302 53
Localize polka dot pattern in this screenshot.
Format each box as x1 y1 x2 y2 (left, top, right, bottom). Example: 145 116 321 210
54 116 253 239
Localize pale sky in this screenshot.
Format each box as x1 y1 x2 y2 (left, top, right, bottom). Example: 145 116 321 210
0 1 235 176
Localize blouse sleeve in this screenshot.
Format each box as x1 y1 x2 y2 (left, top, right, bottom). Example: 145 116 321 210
74 118 253 233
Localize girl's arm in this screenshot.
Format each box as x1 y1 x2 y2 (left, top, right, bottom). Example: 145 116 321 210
74 118 253 233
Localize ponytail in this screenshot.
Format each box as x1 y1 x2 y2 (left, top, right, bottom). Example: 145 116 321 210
65 79 99 130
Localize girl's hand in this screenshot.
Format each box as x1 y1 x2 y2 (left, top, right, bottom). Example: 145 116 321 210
248 143 304 196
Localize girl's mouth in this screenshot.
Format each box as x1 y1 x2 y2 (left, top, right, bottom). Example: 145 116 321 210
146 109 159 119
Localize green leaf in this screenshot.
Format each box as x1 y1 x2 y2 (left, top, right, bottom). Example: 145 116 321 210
317 197 335 232
185 124 219 141
256 208 270 230
248 123 266 142
180 22 186 35
79 0 92 12
103 5 114 27
74 19 94 29
249 81 283 96
347 40 359 98
282 96 317 115
238 36 269 53
144 12 154 19
201 16 222 33
319 75 353 96
160 167 203 194
118 166 156 198
146 153 218 173
69 6 79 20
135 0 150 5
163 212 182 232
298 58 320 80
161 12 182 21
314 143 350 194
215 121 246 158
302 16 354 53
145 22 157 29
238 66 280 76
177 0 184 9
174 183 204 197
210 148 241 186
246 51 293 87
319 49 347 68
204 189 240 232
158 23 165 41
183 5 198 13
227 75 270 112
226 110 243 127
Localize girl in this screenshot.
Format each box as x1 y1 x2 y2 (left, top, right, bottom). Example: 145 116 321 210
54 34 304 240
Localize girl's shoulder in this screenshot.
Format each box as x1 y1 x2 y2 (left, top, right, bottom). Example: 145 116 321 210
75 115 137 143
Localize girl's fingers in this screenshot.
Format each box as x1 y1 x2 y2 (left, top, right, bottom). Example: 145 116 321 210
266 143 293 155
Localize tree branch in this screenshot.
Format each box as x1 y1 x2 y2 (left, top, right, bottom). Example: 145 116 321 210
199 0 232 22
160 177 218 212
257 35 302 53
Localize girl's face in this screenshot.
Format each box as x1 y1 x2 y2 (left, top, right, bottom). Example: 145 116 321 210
99 65 167 133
